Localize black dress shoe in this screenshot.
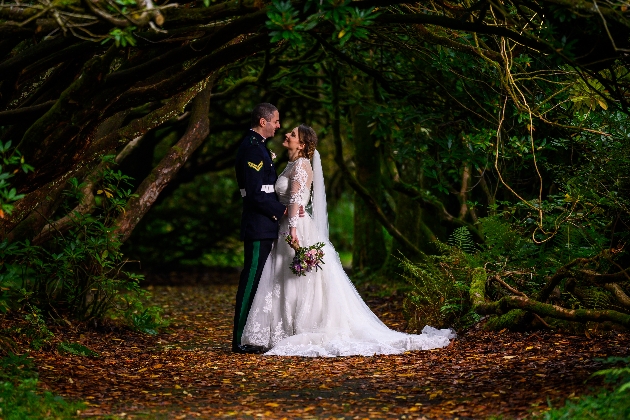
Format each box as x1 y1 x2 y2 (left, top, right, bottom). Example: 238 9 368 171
232 344 265 354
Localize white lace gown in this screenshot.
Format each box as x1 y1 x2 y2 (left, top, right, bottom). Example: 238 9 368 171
242 157 455 357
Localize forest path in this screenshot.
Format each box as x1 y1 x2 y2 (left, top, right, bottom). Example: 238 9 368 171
33 272 630 419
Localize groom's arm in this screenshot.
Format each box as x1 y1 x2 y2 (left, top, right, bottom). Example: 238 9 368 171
242 147 286 220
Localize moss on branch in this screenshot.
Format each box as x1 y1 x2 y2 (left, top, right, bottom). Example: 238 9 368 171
470 266 630 329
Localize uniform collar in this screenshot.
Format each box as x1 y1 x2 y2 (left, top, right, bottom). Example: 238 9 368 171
249 129 266 142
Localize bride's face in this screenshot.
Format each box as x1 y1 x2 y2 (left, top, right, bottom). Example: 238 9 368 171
282 127 305 153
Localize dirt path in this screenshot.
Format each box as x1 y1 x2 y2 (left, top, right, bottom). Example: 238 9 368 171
30 273 630 419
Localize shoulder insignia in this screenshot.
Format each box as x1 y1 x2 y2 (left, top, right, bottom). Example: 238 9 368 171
248 161 264 171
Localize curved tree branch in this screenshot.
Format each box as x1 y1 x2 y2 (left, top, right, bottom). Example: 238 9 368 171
114 75 215 242
0 100 56 125
376 13 544 50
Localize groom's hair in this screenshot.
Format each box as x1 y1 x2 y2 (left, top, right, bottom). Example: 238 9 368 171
251 103 278 128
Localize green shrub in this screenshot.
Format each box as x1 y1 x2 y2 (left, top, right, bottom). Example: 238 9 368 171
0 159 165 335
122 170 243 268
124 305 169 335
0 354 84 419
537 357 630 419
23 305 55 350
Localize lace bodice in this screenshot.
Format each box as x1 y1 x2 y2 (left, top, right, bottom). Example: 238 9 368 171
276 157 313 227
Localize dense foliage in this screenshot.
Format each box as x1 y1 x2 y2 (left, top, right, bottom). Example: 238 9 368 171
0 0 629 341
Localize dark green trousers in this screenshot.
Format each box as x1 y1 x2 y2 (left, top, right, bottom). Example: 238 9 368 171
232 239 274 349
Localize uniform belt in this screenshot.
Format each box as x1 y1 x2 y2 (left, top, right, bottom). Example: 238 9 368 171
240 185 274 197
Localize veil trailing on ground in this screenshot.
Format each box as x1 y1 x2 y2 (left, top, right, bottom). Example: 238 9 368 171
311 150 329 243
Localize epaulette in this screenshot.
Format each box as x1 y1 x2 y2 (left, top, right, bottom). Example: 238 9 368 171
247 134 260 146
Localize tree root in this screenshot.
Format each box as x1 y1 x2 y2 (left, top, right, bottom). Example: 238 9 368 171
471 267 630 329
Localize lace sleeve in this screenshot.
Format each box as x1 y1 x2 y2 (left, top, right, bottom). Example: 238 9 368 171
288 158 312 227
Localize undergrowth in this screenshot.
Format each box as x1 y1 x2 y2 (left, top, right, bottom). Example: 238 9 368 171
534 357 630 419
0 353 84 419
401 208 629 332
0 157 168 346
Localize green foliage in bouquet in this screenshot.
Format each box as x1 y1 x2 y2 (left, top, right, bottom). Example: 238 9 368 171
285 235 325 277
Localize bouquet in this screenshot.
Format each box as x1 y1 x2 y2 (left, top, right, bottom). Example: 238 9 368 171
285 234 325 277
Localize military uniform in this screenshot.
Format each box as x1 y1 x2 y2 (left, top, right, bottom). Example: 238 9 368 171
232 130 286 350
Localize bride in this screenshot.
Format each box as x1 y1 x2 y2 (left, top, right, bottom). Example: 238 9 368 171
241 124 455 357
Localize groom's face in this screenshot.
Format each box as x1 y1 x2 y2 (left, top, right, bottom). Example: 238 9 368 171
261 110 280 139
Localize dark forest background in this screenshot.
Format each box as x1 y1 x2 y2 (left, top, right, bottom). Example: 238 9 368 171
0 0 630 414
1 0 630 414
2 0 630 336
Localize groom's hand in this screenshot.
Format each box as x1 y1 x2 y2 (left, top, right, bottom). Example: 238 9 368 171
282 206 305 217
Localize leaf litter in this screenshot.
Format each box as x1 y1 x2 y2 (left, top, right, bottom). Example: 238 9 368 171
14 271 630 419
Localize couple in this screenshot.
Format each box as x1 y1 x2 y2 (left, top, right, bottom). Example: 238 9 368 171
232 103 454 357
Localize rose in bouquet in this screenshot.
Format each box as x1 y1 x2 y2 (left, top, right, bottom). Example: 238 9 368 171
285 235 325 277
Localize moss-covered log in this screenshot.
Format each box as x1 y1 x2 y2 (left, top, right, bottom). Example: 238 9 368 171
603 283 630 309
470 267 630 329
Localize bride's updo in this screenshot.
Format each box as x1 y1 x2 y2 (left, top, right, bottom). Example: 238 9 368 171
298 124 318 160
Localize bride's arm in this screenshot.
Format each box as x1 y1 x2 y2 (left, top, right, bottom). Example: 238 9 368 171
287 159 310 248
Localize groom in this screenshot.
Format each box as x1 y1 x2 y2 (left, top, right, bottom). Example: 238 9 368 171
232 103 287 354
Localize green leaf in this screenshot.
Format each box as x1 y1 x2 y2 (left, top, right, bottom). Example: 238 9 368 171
57 342 99 357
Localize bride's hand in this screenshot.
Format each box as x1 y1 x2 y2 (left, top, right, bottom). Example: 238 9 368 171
289 227 300 250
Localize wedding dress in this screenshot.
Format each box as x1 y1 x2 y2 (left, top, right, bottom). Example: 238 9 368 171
241 151 455 357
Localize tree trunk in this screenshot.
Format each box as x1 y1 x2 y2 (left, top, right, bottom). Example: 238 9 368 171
380 158 439 277
329 71 422 258
351 105 386 273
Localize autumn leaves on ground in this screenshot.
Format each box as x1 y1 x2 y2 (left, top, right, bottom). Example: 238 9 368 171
20 271 630 419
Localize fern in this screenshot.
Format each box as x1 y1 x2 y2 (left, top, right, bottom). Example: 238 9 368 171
552 224 602 263
479 216 535 263
448 227 476 254
399 249 476 330
592 357 630 393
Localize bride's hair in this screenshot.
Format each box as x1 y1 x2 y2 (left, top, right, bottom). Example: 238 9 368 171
298 124 318 160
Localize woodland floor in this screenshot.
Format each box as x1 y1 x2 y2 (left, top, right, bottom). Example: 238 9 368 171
16 269 630 419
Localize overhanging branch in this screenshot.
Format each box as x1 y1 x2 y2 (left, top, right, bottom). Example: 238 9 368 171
114 75 215 242
376 13 544 50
